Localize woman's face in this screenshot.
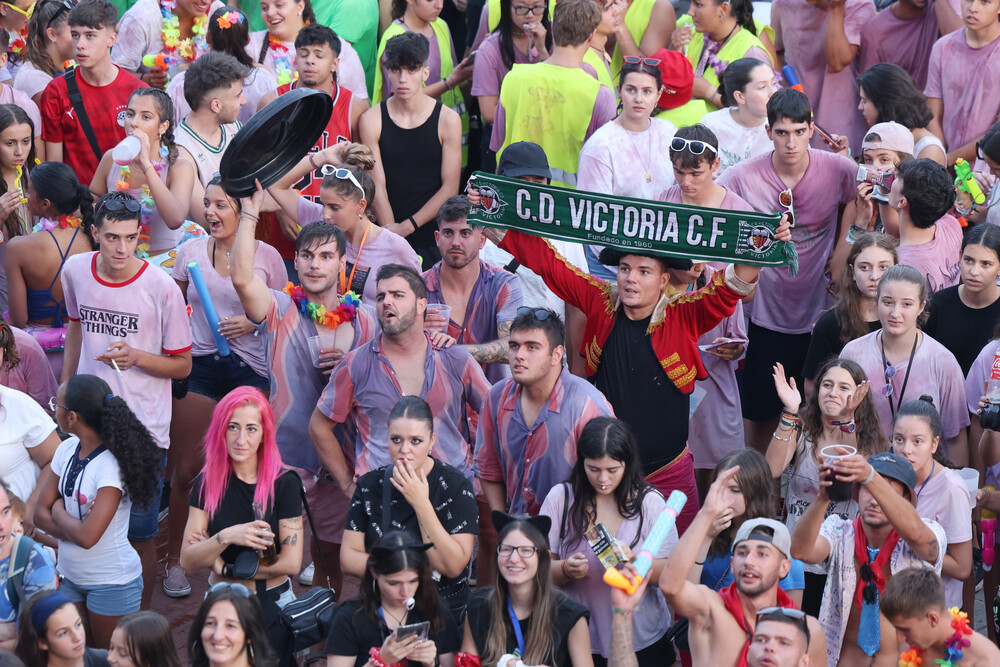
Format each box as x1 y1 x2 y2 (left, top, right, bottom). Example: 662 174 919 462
375 568 420 609
862 148 900 173
125 95 168 145
509 0 546 28
584 455 626 496
858 86 879 127
0 122 32 170
49 20 75 62
877 279 924 335
26 180 49 218
497 528 539 586
108 628 136 667
225 405 264 467
319 185 365 234
984 153 1000 179
852 245 896 300
817 366 859 420
715 470 746 517
203 184 240 241
619 71 660 123
737 65 777 119
259 0 304 38
960 243 1000 294
40 604 86 662
53 383 71 432
201 600 248 667
892 415 938 476
688 0 724 33
387 416 434 470
596 0 624 34
407 0 443 23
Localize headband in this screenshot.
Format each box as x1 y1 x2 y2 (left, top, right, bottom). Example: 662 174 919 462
370 542 433 559
491 510 552 548
31 591 74 634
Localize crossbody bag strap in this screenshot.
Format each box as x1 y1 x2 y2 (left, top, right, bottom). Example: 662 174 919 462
381 465 394 535
63 69 103 161
298 480 334 591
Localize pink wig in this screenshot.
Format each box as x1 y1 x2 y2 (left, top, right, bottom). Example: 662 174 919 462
197 387 284 519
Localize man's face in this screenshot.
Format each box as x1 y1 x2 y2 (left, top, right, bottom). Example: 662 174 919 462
70 23 115 66
93 217 141 273
733 540 789 597
212 81 246 124
963 0 1000 30
435 218 484 270
376 275 424 336
294 239 342 297
0 486 13 560
767 118 813 166
296 42 338 87
387 65 429 101
859 479 908 529
509 327 562 386
616 255 669 311
889 613 939 651
748 620 810 667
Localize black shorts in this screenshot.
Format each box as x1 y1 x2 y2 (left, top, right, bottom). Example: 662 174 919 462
740 321 812 421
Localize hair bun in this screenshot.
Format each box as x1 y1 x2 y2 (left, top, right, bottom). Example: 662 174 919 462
918 394 935 406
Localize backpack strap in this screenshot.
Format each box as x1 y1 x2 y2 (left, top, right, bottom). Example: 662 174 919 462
559 482 569 543
63 69 103 161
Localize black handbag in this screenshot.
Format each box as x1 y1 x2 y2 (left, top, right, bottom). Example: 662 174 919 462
279 482 337 653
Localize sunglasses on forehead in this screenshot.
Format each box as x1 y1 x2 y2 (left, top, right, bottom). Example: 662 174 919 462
45 0 75 27
98 197 142 213
623 56 661 67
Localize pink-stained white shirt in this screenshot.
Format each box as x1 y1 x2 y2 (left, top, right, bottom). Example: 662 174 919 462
0 326 58 413
925 29 1000 151
111 0 224 74
12 61 52 102
61 252 192 449
966 338 1000 413
717 149 858 333
839 330 970 441
915 467 974 608
699 107 772 176
896 214 962 294
0 83 41 135
577 119 678 200
171 237 287 375
859 4 941 90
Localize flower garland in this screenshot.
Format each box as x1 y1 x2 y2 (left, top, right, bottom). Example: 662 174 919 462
697 36 728 78
268 33 298 86
9 26 27 55
160 0 208 62
898 607 972 667
216 10 243 29
283 282 361 329
116 161 165 259
32 215 82 233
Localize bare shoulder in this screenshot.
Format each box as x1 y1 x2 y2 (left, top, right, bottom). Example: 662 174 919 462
970 631 1000 660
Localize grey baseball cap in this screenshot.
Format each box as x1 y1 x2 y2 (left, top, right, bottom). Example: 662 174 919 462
733 518 791 559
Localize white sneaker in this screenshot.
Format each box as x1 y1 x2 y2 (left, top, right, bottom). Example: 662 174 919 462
299 562 315 586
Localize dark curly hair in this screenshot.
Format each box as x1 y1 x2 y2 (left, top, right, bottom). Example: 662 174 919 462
801 357 886 458
564 417 654 550
857 63 933 130
63 374 160 509
0 318 19 371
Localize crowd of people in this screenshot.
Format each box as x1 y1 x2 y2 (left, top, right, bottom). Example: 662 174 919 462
1 0 1000 662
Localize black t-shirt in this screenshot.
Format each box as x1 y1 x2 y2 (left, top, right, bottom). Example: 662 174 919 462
190 469 303 566
465 588 589 667
924 285 1000 375
593 311 689 474
324 598 461 667
85 648 110 667
802 309 881 380
347 459 478 600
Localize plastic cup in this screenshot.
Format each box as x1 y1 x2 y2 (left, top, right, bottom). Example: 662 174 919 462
307 333 337 368
424 303 452 334
112 136 141 166
958 468 980 496
820 445 858 502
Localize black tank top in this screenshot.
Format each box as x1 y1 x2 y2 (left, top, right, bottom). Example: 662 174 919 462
379 100 444 251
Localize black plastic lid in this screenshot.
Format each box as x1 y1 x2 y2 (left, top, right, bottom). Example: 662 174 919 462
219 87 333 198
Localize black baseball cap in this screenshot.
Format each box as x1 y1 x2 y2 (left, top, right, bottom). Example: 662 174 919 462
497 142 552 180
868 452 916 498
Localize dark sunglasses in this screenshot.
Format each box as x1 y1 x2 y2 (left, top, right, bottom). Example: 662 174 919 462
516 306 554 321
99 197 142 213
209 582 252 597
623 56 661 67
756 607 807 621
45 0 75 28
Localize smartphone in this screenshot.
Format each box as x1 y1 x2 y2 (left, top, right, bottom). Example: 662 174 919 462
395 621 430 641
812 122 838 149
698 337 748 352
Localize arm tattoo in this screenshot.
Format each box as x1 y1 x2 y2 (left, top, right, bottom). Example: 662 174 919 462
926 538 940 564
463 321 512 364
282 534 299 546
609 612 638 667
216 533 222 544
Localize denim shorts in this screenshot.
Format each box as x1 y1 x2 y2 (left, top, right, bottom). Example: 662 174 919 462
128 449 167 542
188 352 269 401
60 575 142 616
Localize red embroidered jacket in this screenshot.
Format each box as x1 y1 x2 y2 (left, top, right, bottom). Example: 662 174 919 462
499 230 754 394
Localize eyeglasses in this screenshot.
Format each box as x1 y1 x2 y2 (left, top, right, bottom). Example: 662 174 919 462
669 137 717 156
48 397 69 412
516 306 554 321
882 365 896 398
321 165 366 201
98 195 142 213
45 0 74 28
209 582 252 597
497 544 539 558
3 1 35 18
778 188 795 228
512 3 545 15
623 56 661 67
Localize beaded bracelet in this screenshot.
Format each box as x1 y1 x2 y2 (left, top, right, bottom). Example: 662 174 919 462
772 430 794 442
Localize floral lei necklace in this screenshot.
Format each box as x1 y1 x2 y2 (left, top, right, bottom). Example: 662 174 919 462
268 33 298 86
32 214 82 233
696 22 739 78
898 607 972 667
284 282 361 329
9 26 27 55
160 0 209 62
116 150 167 258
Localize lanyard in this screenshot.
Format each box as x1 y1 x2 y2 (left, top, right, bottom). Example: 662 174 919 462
879 331 918 420
61 442 107 519
342 222 371 295
507 597 526 657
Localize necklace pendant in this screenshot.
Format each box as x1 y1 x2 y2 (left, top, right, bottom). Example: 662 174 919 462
645 172 651 182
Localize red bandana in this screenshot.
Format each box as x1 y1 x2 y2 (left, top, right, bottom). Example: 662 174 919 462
852 516 900 611
718 582 799 667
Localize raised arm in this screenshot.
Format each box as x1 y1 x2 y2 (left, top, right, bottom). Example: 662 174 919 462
232 181 273 324
765 362 803 476
789 474 833 565
823 0 859 73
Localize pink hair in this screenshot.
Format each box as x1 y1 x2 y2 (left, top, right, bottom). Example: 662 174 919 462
198 387 284 519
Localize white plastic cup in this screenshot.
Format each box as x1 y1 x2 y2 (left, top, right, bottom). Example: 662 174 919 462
424 303 452 334
307 333 337 368
819 445 858 502
112 136 141 166
958 468 980 496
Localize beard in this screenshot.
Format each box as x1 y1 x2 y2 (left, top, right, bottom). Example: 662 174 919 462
379 303 417 336
735 567 781 598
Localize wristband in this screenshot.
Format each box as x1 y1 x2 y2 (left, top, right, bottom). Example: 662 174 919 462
241 211 260 222
443 77 453 91
694 559 705 566
612 607 632 615
561 560 570 578
408 216 419 231
309 153 321 171
861 466 875 485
